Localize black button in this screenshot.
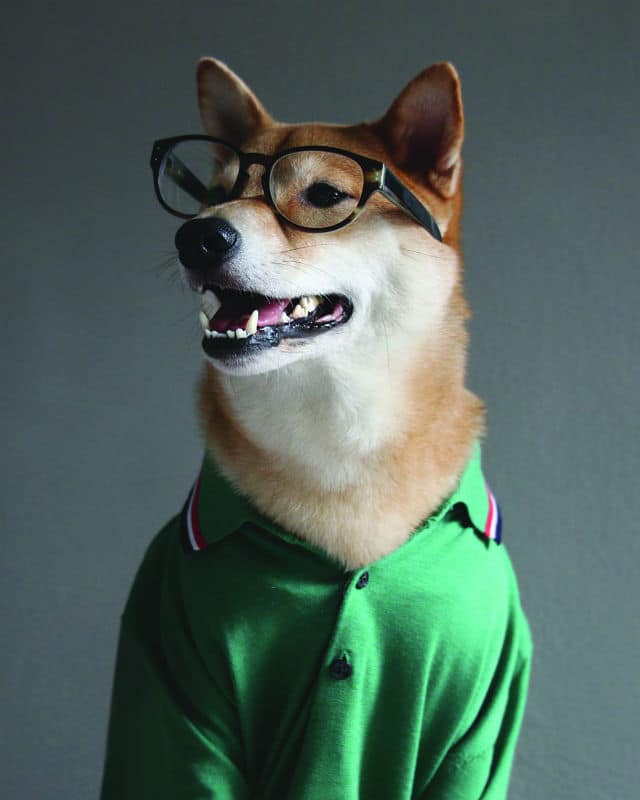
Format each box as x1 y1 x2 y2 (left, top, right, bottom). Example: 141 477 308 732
355 571 369 589
329 656 353 680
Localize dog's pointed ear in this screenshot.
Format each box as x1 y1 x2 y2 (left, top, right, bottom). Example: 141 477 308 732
197 58 273 142
375 63 464 197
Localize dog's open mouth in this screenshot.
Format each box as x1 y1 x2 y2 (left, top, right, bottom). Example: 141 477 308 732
199 288 353 356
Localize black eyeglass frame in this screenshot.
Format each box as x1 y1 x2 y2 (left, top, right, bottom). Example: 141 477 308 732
149 135 442 241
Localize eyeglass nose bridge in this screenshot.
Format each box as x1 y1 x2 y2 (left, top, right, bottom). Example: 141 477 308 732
228 152 275 207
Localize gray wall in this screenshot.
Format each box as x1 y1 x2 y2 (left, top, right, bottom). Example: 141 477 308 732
2 1 638 798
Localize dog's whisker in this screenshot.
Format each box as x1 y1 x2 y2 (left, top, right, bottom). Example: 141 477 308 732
399 247 448 260
271 259 307 268
227 376 242 400
149 254 180 275
269 260 338 281
381 317 391 377
166 270 183 289
278 242 342 254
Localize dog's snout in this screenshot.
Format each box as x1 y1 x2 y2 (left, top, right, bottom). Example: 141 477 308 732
174 217 240 271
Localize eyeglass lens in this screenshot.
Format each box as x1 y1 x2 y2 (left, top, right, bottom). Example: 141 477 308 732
158 140 240 217
269 151 363 229
157 140 365 228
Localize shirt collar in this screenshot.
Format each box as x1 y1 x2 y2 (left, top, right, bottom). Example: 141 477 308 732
183 444 501 554
450 444 502 543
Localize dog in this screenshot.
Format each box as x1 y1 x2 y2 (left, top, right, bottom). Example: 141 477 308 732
101 59 532 799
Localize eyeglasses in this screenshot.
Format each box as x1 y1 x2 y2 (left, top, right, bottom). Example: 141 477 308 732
149 135 442 240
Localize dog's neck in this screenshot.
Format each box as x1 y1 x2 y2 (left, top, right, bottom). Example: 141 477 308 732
198 318 484 569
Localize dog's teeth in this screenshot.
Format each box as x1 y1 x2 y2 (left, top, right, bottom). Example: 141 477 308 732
279 311 291 324
201 290 221 318
236 328 247 339
299 295 319 312
226 330 236 339
198 311 209 332
292 304 307 319
246 309 259 336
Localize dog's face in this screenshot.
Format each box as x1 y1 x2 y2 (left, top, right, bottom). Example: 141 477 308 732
170 60 466 379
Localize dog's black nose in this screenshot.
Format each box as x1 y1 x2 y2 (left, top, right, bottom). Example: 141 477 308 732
174 217 240 271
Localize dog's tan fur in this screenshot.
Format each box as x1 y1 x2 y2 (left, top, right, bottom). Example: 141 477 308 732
191 59 484 569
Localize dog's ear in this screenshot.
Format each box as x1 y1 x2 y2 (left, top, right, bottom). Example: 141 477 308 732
375 63 464 198
197 58 273 143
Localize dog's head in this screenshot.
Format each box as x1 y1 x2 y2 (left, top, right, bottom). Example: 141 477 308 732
160 59 466 377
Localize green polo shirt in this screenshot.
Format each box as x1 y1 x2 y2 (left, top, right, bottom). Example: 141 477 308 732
101 447 532 799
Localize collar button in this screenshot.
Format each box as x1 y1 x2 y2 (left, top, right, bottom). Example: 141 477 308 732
355 571 369 589
329 656 353 680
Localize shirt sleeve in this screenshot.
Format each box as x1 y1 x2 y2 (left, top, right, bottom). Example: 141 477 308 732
421 652 532 800
100 524 249 800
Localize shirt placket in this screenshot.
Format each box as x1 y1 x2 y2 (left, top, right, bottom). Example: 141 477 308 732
284 567 379 800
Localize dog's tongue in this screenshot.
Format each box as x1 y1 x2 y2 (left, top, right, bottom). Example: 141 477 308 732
210 293 290 333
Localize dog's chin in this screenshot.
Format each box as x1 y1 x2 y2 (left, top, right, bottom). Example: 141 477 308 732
202 341 309 376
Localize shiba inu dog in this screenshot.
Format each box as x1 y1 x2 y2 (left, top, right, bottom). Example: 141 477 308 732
166 58 483 569
101 59 531 799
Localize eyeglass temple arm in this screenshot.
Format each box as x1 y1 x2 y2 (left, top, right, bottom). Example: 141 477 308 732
379 168 442 242
163 153 211 205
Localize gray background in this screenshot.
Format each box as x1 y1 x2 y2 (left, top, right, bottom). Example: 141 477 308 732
2 1 638 798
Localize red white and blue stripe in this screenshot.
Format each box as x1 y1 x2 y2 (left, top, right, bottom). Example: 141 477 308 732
483 482 502 544
185 473 208 551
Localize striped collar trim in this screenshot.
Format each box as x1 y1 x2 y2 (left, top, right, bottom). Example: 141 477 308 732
484 482 503 543
185 473 207 552
182 455 277 553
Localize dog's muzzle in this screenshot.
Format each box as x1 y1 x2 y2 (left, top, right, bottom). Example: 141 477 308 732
174 216 354 362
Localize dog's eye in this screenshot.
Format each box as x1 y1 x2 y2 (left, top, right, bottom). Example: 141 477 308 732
304 182 350 208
